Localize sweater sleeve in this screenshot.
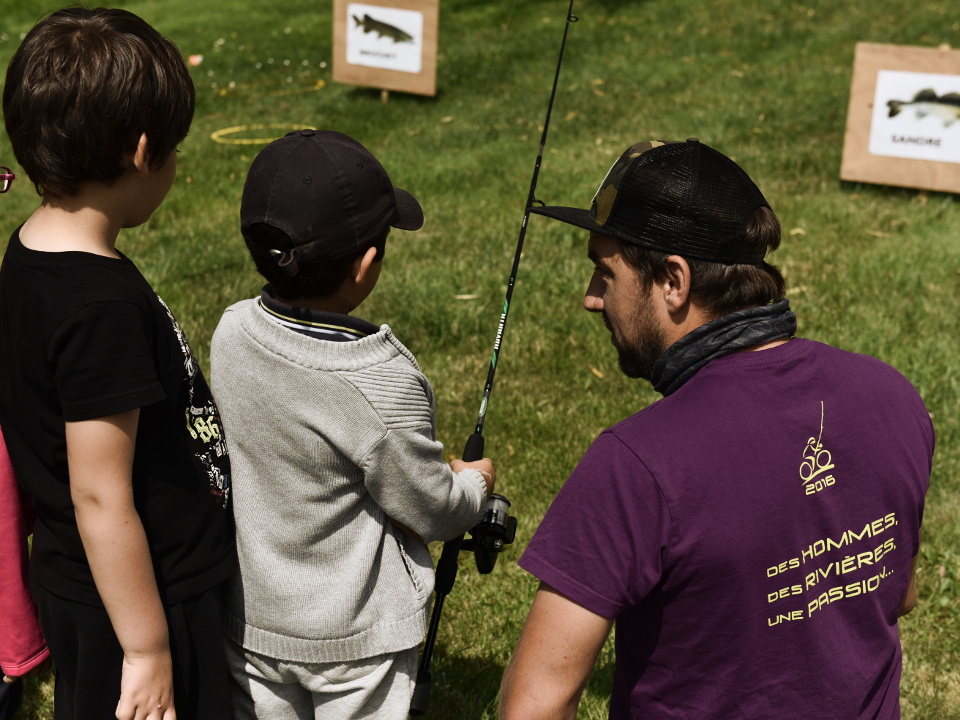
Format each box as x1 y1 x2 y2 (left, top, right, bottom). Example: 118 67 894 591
0 426 50 676
344 355 487 544
361 426 487 543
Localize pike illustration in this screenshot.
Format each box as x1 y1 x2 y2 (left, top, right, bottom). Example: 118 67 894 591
887 88 960 127
352 13 414 44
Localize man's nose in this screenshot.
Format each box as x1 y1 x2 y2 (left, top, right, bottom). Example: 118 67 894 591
583 275 604 313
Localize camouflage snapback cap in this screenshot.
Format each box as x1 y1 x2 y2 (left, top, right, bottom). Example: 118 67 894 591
531 138 771 265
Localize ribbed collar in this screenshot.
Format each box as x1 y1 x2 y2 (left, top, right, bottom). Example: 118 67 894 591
258 286 379 342
235 297 420 373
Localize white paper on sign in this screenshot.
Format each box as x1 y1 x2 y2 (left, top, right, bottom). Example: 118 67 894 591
869 70 960 164
346 3 424 74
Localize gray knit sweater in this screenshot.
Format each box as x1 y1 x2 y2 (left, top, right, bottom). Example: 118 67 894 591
210 299 487 662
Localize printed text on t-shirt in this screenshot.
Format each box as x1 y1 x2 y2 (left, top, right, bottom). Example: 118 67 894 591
764 512 899 626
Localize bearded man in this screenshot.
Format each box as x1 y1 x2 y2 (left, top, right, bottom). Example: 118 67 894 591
499 139 932 720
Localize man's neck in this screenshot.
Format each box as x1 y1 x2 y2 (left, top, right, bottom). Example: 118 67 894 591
662 302 711 349
741 337 791 353
672 304 791 354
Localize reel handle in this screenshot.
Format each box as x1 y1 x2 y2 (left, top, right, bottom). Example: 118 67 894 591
459 433 517 575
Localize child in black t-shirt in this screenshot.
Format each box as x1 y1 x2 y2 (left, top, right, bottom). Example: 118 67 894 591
0 8 234 720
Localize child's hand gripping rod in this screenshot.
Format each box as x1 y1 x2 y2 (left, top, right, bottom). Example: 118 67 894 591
409 3 578 715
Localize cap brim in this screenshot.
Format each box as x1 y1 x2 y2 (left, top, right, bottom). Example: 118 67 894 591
392 188 424 231
531 204 669 253
529 205 603 234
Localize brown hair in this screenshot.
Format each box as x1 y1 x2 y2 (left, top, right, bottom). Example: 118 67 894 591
244 223 387 300
2 7 194 197
620 206 786 319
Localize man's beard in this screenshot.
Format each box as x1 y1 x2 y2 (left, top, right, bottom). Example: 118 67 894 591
604 302 667 381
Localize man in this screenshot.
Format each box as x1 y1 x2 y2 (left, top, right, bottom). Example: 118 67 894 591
499 139 932 720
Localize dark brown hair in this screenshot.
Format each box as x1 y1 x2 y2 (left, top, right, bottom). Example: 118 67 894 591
620 205 786 319
2 7 195 197
244 223 387 300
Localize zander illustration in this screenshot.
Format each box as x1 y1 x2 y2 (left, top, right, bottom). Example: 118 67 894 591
887 88 960 126
352 13 414 44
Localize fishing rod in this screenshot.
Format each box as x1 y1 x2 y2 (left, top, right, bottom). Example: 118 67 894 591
410 1 578 715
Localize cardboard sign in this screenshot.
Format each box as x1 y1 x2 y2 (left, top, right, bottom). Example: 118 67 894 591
841 43 960 193
332 0 438 96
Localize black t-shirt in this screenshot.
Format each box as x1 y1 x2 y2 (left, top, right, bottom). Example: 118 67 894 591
0 229 234 606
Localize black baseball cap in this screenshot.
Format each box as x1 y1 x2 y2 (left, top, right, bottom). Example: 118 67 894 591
531 139 771 264
241 129 424 275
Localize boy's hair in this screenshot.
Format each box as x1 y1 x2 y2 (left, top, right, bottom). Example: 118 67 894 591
245 223 388 300
2 7 195 198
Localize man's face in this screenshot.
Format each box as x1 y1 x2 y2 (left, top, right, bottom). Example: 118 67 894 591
584 234 667 380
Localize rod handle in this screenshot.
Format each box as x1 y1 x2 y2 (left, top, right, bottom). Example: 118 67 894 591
410 668 431 716
462 432 485 462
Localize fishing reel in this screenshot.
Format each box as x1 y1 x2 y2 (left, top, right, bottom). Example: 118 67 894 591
463 493 517 574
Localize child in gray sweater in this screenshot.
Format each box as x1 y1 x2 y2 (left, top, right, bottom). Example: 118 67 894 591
210 129 495 720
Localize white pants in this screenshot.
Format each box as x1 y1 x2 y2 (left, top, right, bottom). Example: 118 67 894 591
225 636 419 720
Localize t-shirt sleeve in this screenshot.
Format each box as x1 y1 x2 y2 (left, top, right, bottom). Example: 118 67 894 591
519 430 671 620
49 301 167 421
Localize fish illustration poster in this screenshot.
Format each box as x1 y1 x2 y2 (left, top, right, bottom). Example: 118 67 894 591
870 70 960 164
346 3 423 74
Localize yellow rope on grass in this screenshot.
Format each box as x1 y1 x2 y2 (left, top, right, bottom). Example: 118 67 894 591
210 123 316 145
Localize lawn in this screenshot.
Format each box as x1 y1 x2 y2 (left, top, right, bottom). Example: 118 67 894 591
2 0 959 718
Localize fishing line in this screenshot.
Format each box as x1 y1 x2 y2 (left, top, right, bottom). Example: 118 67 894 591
466 0 578 448
410 1 578 714
362 2 522 407
402 0 519 321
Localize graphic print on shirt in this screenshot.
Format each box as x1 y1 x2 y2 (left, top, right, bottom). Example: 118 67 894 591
799 401 836 496
762 399 903 627
156 294 231 508
764 513 901 627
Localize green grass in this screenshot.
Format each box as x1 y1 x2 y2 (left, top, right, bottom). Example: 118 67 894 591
3 0 960 717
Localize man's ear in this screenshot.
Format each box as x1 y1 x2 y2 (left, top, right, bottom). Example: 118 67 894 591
661 254 692 313
130 133 150 176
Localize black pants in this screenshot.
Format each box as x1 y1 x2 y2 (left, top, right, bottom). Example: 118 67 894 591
35 584 232 720
0 681 22 720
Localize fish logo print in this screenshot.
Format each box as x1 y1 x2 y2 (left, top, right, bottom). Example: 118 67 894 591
887 88 960 127
352 14 414 44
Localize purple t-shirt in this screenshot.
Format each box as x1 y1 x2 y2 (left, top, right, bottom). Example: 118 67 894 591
520 339 932 720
